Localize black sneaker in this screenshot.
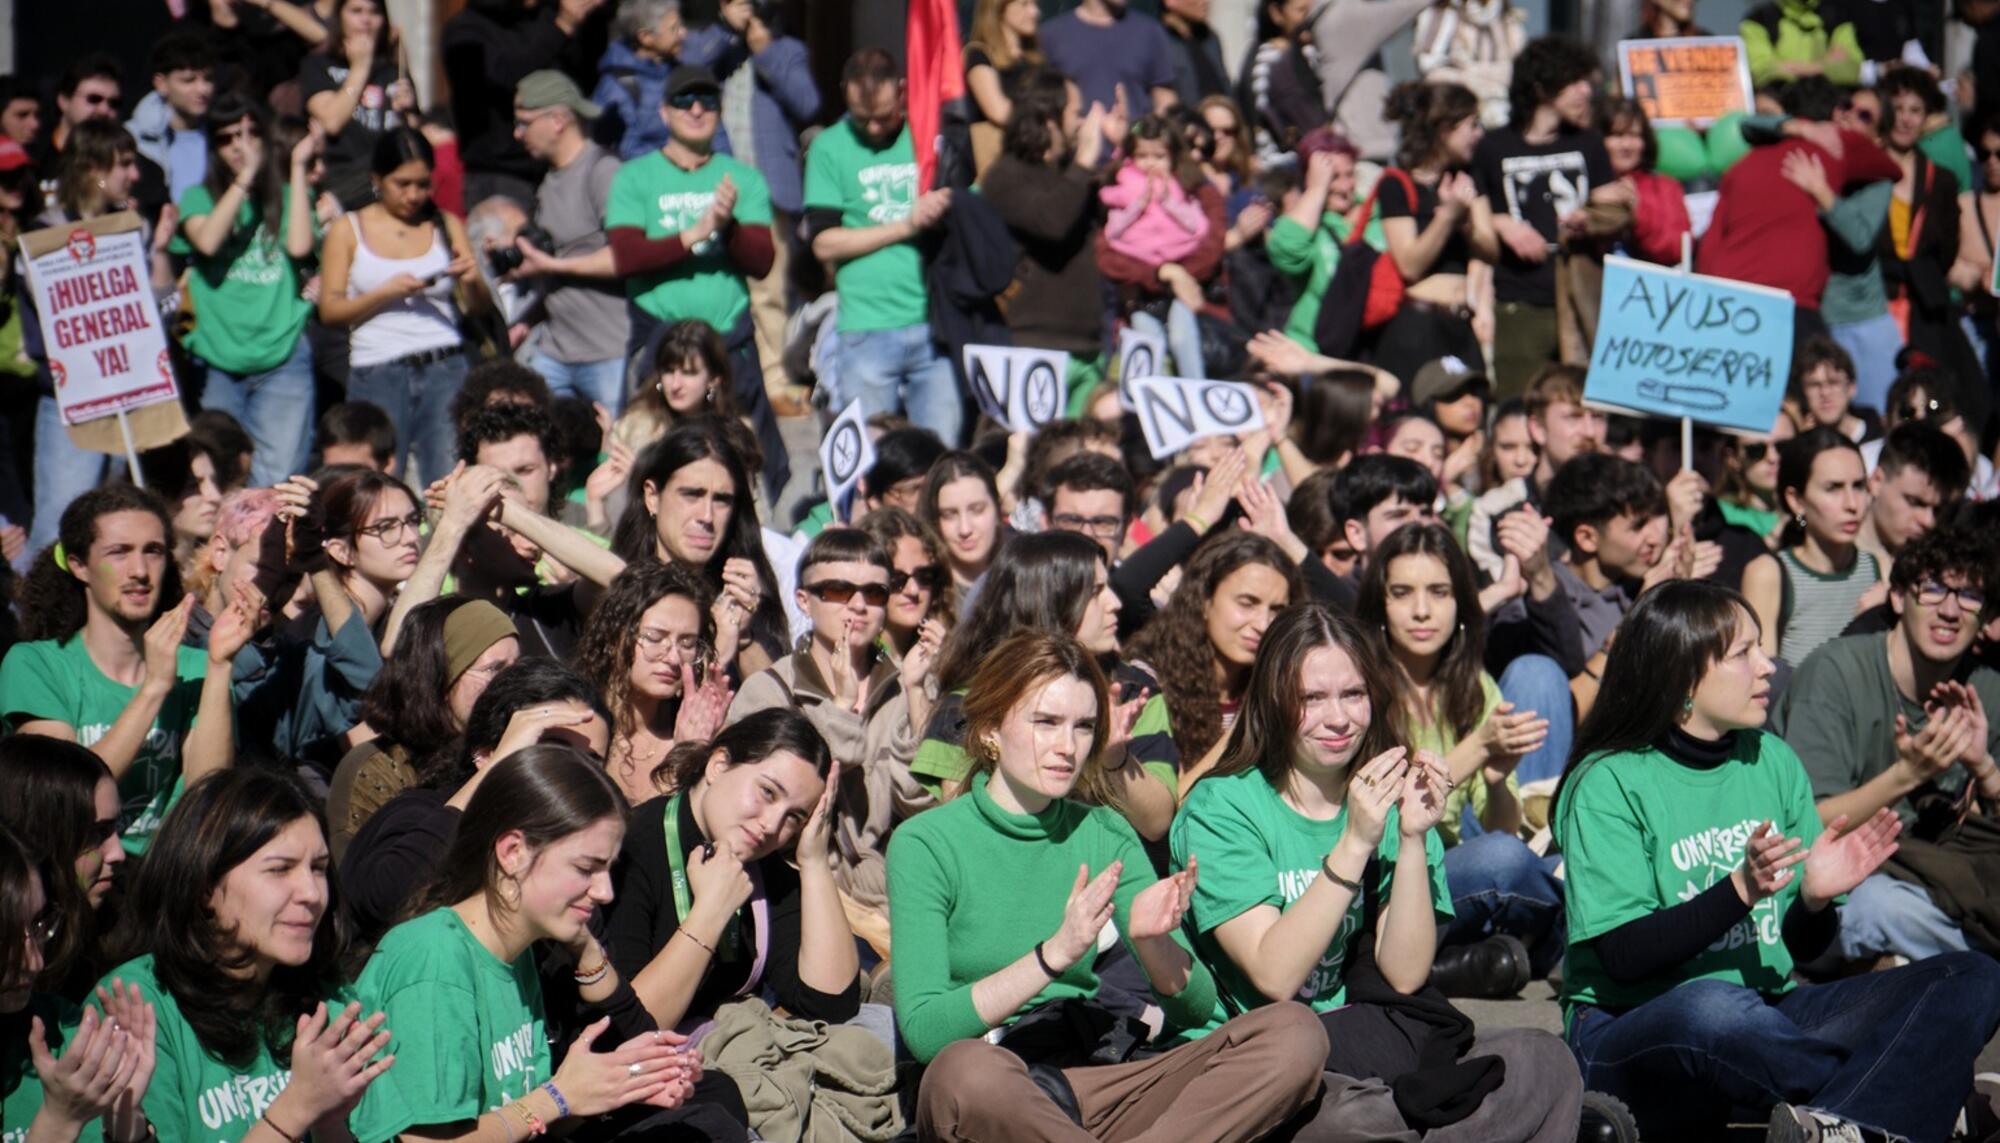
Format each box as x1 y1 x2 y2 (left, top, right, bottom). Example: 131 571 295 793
1429 934 1532 999
1764 1103 1908 1143
1577 1091 1639 1143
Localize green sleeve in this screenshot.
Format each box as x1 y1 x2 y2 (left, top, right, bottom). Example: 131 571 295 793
1265 216 1317 276
1129 694 1181 799
1824 23 1863 87
909 737 972 786
0 642 72 727
803 134 843 213
349 978 491 1141
168 186 216 256
1740 20 1781 87
1920 127 1974 199
1173 779 1281 936
1821 181 1890 258
604 162 647 230
1553 761 1655 942
1107 817 1217 1029
735 163 773 226
884 825 987 1063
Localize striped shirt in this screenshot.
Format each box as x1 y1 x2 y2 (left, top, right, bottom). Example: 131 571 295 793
1777 547 1881 664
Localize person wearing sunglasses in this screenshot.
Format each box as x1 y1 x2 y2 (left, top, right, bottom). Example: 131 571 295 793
1772 524 2000 971
726 528 942 944
856 505 959 664
1715 414 1795 547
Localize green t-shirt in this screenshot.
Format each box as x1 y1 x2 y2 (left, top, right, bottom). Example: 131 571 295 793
1554 731 1824 1015
171 185 314 375
3 995 101 1143
1169 767 1450 1035
350 907 549 1143
1717 498 1782 542
1266 210 1386 351
92 956 332 1143
0 637 210 853
604 151 771 330
802 120 926 333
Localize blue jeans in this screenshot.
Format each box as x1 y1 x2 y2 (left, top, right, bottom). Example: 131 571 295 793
1130 301 1206 380
1832 872 1971 963
347 350 471 486
1568 952 2000 1142
837 324 963 445
30 393 117 553
1830 312 1901 415
1497 654 1572 786
193 338 315 488
531 353 628 417
1442 830 1565 976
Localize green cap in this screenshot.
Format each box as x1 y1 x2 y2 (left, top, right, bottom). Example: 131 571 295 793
516 70 601 120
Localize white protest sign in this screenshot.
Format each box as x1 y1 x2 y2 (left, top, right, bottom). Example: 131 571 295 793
963 344 1070 433
1127 375 1267 460
1115 325 1166 410
20 213 175 426
819 399 875 519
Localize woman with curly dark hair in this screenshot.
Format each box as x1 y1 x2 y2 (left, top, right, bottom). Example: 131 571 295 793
95 768 393 1143
0 737 125 999
576 561 726 804
324 596 520 861
1127 531 1301 785
1 486 251 855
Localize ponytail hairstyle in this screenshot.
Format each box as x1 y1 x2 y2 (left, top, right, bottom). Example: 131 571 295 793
1384 80 1481 171
1206 603 1397 788
656 706 833 802
128 769 350 1068
18 484 182 643
407 744 625 921
0 738 117 987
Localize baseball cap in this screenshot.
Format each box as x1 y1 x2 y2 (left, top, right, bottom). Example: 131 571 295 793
516 70 600 120
1411 355 1490 407
0 140 29 173
665 65 722 101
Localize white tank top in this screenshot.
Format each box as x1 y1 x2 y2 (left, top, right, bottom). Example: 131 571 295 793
345 212 461 368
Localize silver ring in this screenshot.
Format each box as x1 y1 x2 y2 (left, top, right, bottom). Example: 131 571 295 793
628 1062 645 1076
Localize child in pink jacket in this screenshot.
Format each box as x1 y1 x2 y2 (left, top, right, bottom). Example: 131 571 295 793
1099 117 1212 373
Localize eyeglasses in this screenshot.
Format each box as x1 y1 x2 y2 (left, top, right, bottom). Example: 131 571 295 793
804 579 890 606
1051 512 1126 537
1839 100 1877 125
80 93 114 107
635 627 714 667
512 108 559 132
888 565 946 594
668 92 720 112
1914 580 1988 612
353 512 424 544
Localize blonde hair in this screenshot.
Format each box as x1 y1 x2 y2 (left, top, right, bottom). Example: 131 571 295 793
966 0 1042 71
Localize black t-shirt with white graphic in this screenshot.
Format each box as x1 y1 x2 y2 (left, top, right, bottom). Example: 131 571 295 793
1472 124 1613 307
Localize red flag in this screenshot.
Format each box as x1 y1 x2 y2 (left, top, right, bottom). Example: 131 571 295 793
906 0 965 194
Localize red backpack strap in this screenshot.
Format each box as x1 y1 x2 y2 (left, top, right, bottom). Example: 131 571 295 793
1349 167 1418 247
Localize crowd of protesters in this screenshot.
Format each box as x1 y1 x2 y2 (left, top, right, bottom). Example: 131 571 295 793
7 1 2000 1141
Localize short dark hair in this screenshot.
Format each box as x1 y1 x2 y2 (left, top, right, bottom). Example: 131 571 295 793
458 402 561 467
842 47 901 98
1790 335 1855 392
1890 524 1994 600
319 401 396 467
797 526 893 581
1877 421 1971 502
149 27 217 78
1003 80 1067 164
1780 75 1842 122
1287 469 1342 553
58 53 121 100
1879 64 1947 116
1508 36 1598 128
1596 95 1658 169
1545 453 1667 546
451 360 553 431
867 426 947 494
1331 455 1438 525
1045 451 1137 520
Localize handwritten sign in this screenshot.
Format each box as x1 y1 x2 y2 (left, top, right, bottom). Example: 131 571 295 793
20 212 176 426
964 344 1070 434
1618 36 1753 127
1585 255 1792 434
1115 324 1166 410
819 399 875 519
1127 375 1267 460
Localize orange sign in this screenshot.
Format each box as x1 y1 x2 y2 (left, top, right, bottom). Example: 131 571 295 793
1619 36 1754 127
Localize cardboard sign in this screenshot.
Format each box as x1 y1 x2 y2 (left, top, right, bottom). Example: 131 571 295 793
819 399 875 519
963 344 1070 434
19 212 176 427
1127 375 1267 460
1584 255 1793 434
1115 325 1167 410
1618 36 1754 127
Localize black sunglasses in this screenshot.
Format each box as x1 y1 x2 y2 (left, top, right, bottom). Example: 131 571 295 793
668 92 720 111
805 579 890 606
1739 442 1770 462
1980 146 2000 162
888 565 947 594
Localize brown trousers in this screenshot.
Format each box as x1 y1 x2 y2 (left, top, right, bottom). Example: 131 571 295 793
915 1002 1326 1143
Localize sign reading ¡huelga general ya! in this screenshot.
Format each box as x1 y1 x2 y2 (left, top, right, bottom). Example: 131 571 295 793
20 211 176 426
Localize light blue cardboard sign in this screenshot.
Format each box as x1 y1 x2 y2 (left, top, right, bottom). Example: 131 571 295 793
1584 254 1793 434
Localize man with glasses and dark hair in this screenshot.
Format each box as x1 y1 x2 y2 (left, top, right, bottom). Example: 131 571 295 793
1045 451 1136 564
1773 524 2000 965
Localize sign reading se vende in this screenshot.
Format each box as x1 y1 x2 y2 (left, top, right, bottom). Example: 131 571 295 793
19 211 176 426
1618 36 1754 127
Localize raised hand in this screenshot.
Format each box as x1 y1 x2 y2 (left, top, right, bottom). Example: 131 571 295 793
1245 329 1315 376
494 704 601 762
207 579 263 665
1438 171 1479 212
1101 686 1150 773
343 30 373 69
795 761 841 867
1233 475 1303 558
1441 429 1483 489
1047 862 1121 973
1187 446 1248 530
1802 810 1901 906
548 1019 681 1118
441 464 507 529
1127 857 1198 941
96 980 157 1143
685 839 755 918
1929 681 1991 767
1729 821 1805 904
1345 747 1409 847
1397 750 1450 838
671 660 733 745
900 617 946 694
277 1002 393 1128
1305 150 1337 193
29 1006 139 1135
1478 702 1548 782
1895 706 1978 783
291 121 326 171
143 597 195 688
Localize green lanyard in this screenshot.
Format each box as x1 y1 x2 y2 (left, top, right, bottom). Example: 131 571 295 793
663 793 745 961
